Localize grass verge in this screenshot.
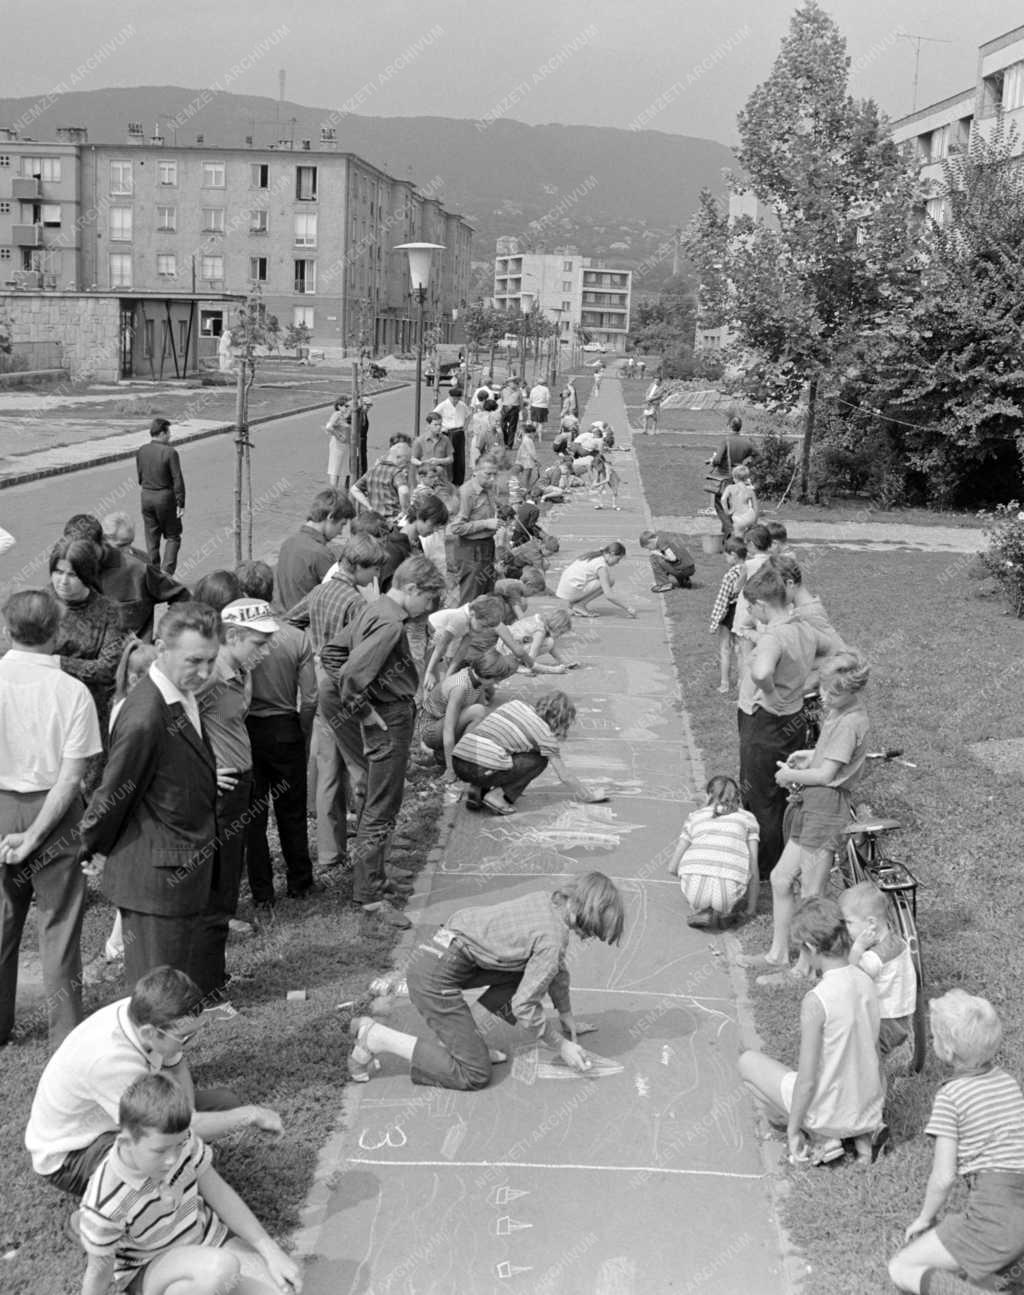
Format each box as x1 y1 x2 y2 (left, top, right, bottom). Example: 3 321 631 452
0 759 444 1295
635 436 1024 1295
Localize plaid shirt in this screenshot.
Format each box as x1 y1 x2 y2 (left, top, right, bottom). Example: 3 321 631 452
354 461 405 520
286 572 364 659
446 891 572 1035
709 563 745 633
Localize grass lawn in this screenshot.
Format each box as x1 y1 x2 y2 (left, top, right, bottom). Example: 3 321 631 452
635 438 1024 1295
0 761 444 1295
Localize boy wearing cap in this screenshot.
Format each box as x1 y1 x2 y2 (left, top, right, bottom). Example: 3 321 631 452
191 600 278 1018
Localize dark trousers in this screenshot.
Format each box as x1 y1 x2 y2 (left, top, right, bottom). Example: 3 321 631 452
140 488 182 573
121 908 196 994
739 707 805 878
451 428 467 486
649 553 695 587
453 538 496 604
408 936 523 1089
339 701 416 905
500 405 520 449
43 1086 241 1198
190 773 254 998
0 791 85 1048
245 714 312 903
452 751 548 804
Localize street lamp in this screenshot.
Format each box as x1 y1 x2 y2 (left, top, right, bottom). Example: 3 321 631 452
395 242 445 437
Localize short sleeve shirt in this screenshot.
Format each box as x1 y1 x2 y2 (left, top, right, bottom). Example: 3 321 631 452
452 699 559 771
925 1067 1024 1176
813 705 870 790
0 650 102 791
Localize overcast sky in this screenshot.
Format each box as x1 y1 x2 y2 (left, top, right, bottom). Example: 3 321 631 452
6 0 1023 142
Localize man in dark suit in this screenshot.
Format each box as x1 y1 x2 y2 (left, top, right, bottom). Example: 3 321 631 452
79 602 220 990
136 417 186 573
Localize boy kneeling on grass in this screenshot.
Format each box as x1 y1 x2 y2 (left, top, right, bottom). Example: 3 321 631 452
78 1073 301 1295
889 991 1024 1295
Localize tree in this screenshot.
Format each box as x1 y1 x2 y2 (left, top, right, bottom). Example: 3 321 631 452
283 322 312 356
628 275 697 359
462 302 507 373
686 1 916 497
227 292 280 562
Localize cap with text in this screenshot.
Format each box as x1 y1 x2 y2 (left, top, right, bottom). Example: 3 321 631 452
221 599 279 633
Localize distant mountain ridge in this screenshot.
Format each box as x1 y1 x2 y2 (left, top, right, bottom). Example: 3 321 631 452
0 85 734 283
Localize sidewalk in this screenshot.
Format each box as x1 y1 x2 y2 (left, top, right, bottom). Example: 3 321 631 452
294 381 791 1293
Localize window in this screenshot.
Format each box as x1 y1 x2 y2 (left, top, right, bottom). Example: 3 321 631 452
294 212 317 246
22 156 62 181
293 306 314 329
158 160 177 186
561 280 572 292
178 320 189 353
143 320 154 358
251 163 269 188
0 248 10 260
562 300 571 312
0 201 8 214
156 205 176 231
296 165 317 200
109 253 132 288
40 203 61 227
1004 62 1024 111
562 259 572 271
249 255 268 282
200 310 223 336
109 207 133 241
157 253 177 277
202 161 226 188
249 209 268 234
201 254 224 281
109 161 132 195
293 258 316 293
0 157 8 168
202 207 225 232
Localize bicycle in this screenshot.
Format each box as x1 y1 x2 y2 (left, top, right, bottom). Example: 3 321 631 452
836 749 927 1075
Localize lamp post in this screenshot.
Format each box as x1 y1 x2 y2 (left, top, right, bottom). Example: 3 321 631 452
396 242 445 438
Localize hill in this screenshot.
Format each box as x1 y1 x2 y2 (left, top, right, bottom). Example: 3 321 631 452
0 86 734 287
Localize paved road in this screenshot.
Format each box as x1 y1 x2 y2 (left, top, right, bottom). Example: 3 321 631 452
294 381 788 1295
0 383 421 596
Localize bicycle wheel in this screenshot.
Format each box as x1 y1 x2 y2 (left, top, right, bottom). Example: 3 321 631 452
886 886 927 1075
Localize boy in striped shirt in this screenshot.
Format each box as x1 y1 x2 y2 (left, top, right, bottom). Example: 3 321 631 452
78 1073 300 1294
889 990 1024 1294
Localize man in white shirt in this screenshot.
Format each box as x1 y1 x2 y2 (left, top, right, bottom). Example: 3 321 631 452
528 381 551 439
0 589 102 1048
433 386 470 486
26 965 282 1197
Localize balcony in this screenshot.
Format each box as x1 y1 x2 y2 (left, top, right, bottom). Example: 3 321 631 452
12 223 43 247
12 176 41 200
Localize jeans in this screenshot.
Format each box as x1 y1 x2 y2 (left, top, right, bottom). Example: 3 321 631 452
739 707 805 878
452 751 548 804
0 791 85 1048
190 773 254 998
245 714 313 903
408 935 524 1089
140 488 182 573
345 701 416 905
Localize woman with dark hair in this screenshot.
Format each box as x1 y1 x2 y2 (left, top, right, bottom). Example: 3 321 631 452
348 871 626 1090
49 537 128 785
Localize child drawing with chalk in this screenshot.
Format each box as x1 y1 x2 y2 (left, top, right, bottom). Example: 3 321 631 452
668 775 760 928
555 543 635 619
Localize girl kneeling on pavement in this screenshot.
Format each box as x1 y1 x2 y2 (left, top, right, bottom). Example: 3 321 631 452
738 897 887 1169
348 872 625 1090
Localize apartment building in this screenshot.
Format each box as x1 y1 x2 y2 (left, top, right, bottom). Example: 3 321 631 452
0 125 472 355
492 243 632 350
891 22 1024 221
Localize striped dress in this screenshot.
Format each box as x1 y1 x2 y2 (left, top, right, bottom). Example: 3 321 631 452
675 805 759 914
79 1131 228 1290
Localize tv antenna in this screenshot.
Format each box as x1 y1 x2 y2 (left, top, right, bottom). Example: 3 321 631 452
898 32 952 112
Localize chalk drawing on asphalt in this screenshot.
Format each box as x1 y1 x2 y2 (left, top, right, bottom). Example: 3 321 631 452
357 1124 407 1151
490 1185 530 1206
496 1262 534 1279
495 1215 533 1235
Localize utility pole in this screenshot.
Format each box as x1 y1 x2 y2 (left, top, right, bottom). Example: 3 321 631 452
898 32 952 112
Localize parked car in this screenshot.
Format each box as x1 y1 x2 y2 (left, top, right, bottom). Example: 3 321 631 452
582 342 607 353
369 362 387 379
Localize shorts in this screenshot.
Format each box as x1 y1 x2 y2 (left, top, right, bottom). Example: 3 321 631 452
530 406 549 424
719 602 737 631
786 786 850 851
935 1173 1024 1281
678 869 745 915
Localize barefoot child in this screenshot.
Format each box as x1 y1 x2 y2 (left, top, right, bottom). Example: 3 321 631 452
708 537 747 693
555 543 635 619
840 882 917 1076
78 1073 301 1295
669 775 760 927
889 991 1024 1294
738 897 886 1168
721 464 759 539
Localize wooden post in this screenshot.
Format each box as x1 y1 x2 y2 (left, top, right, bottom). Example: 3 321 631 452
232 355 247 565
350 360 361 489
800 374 819 502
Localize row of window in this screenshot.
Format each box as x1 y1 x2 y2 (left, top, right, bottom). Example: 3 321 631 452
103 206 320 242
110 253 319 291
106 159 319 198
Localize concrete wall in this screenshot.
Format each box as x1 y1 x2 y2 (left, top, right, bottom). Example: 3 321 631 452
0 292 119 380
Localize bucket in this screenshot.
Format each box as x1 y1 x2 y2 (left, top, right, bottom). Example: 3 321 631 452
701 532 724 556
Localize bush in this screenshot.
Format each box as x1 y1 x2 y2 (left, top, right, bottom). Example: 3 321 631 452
979 502 1024 617
751 428 797 499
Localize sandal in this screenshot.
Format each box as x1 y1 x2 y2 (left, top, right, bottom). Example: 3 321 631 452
348 1016 381 1084
481 792 515 816
571 607 596 618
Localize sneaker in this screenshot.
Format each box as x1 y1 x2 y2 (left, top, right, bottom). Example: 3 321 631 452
228 918 254 939
202 1001 240 1023
650 583 675 593
362 900 412 930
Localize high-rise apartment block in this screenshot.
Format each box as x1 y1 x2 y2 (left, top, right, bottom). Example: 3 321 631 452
492 240 631 350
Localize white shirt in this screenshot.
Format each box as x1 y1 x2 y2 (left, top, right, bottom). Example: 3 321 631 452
529 384 550 409
148 660 201 736
433 397 469 432
26 999 185 1176
0 649 101 792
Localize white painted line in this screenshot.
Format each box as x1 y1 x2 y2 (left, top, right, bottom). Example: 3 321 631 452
434 871 681 886
344 1157 764 1179
571 987 738 1004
